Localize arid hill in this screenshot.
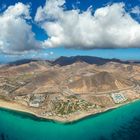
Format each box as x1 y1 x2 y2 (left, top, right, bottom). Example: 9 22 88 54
68 71 133 93
0 56 139 94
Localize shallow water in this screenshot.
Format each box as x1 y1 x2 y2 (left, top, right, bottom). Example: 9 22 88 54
1 101 140 140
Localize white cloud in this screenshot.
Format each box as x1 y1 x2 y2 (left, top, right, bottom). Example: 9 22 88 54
0 2 41 54
131 6 140 15
35 0 140 49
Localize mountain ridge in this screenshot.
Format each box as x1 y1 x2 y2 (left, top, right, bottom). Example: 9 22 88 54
3 56 140 66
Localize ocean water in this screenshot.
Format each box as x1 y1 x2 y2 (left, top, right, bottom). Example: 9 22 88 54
1 101 140 140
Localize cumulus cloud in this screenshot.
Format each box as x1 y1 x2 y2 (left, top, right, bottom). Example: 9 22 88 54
35 0 140 49
0 2 41 54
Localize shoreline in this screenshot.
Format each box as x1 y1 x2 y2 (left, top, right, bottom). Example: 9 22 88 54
0 99 139 124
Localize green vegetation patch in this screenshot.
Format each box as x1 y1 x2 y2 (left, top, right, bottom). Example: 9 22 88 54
52 99 95 116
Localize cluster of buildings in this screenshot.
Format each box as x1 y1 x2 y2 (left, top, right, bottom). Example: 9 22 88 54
29 94 46 108
0 77 27 95
14 93 47 108
111 92 127 104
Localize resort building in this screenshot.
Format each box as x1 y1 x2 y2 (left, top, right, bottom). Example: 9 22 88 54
29 94 46 108
111 92 127 104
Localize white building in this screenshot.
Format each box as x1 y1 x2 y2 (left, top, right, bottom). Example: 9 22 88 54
111 92 127 104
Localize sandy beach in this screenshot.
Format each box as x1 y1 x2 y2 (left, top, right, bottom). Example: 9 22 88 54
0 99 138 123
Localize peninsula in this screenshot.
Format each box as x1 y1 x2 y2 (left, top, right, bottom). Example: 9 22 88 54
0 56 140 123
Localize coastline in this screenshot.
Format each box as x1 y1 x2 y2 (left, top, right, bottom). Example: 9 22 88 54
0 99 140 124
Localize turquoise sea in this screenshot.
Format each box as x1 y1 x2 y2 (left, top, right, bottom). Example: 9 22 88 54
1 101 140 140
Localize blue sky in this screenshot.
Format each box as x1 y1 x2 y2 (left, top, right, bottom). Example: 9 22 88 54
0 0 140 63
